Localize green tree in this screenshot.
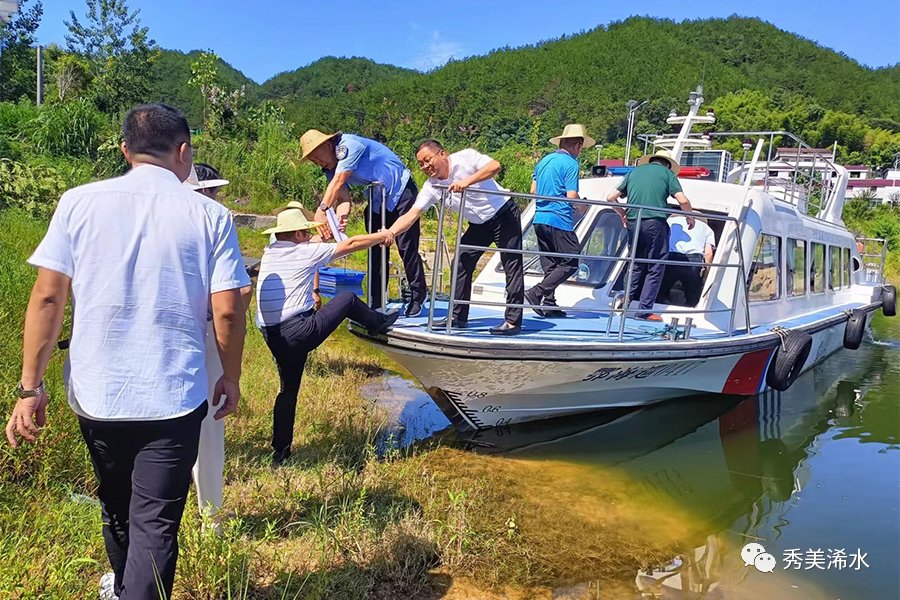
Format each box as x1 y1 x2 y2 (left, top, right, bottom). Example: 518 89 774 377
64 0 158 114
0 0 43 101
187 51 219 130
52 53 93 102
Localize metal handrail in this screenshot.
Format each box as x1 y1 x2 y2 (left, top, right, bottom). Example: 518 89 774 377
425 184 756 341
637 130 843 218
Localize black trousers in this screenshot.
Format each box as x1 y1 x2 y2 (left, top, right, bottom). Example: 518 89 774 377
533 223 580 304
78 402 207 600
366 179 426 309
261 291 383 454
659 252 705 306
626 218 669 315
455 199 524 325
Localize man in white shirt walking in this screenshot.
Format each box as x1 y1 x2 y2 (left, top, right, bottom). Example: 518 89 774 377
256 207 398 466
389 140 524 335
660 215 716 306
5 104 250 600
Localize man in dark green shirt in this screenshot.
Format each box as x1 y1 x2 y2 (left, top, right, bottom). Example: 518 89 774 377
606 150 695 321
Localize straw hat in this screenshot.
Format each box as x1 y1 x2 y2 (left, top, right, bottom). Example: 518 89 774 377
184 164 229 190
262 206 323 235
273 200 316 220
637 149 681 175
298 129 339 163
549 124 596 148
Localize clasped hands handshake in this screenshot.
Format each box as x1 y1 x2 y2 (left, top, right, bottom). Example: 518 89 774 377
378 229 395 248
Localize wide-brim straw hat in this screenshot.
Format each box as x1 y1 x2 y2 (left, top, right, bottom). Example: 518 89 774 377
638 149 681 175
549 124 596 148
298 129 339 164
263 204 323 235
273 201 316 220
184 164 229 190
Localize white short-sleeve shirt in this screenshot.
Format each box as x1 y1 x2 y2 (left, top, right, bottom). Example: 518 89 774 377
668 216 716 256
28 165 250 421
256 241 336 327
414 149 509 224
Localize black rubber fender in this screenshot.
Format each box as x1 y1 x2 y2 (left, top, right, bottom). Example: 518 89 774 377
883 284 897 317
843 309 867 350
766 330 813 391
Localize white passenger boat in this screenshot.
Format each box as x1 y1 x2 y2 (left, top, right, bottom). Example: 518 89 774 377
351 86 896 430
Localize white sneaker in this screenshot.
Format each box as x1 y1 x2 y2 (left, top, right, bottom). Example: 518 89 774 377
99 572 119 600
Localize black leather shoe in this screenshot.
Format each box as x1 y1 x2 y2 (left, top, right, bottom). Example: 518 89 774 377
405 300 423 317
369 310 401 336
490 321 521 336
524 288 546 317
541 306 567 318
272 448 291 468
433 317 468 329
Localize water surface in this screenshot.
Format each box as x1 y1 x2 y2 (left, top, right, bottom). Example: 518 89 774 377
369 315 900 598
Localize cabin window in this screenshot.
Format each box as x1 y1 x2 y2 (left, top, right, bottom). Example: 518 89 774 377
811 243 826 294
574 210 629 287
829 246 842 291
749 234 781 302
843 248 851 288
786 239 806 297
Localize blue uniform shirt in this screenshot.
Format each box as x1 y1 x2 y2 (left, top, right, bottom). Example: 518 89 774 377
323 134 410 213
532 149 579 231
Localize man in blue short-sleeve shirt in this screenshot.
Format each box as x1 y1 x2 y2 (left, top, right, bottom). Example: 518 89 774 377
299 129 425 316
525 124 593 318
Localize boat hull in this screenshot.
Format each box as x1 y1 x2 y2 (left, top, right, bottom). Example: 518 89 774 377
367 310 867 429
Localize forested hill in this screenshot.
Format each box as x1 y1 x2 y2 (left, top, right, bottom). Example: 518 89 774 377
257 57 415 102
149 50 259 125
267 16 900 155
148 17 898 153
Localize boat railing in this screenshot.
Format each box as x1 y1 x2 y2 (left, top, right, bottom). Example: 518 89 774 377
855 236 888 285
426 185 754 341
638 130 843 219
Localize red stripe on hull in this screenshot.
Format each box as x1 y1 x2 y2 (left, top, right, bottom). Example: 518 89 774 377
723 349 773 395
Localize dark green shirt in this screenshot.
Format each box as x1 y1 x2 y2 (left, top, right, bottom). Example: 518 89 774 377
616 163 683 221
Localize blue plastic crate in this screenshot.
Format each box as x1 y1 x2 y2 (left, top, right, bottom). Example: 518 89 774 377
318 267 365 286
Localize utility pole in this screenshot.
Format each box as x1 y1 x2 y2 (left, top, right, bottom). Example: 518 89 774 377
35 44 42 104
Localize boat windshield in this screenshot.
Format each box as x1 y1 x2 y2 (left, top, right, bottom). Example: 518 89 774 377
514 209 629 288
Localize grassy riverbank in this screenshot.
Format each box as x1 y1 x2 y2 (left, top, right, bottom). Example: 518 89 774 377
1 209 688 599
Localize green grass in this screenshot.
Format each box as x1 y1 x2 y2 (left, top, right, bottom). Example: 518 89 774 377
1 208 685 599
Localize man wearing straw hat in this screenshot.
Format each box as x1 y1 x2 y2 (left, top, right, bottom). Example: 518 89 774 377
256 206 399 466
606 149 696 321
298 129 426 317
524 124 593 318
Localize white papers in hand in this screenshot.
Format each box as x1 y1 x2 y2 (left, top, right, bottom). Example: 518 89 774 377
326 208 348 242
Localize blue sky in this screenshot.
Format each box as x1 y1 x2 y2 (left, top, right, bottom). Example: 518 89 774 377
34 0 900 83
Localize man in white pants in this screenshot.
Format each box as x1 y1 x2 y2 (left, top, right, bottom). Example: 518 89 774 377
185 164 253 522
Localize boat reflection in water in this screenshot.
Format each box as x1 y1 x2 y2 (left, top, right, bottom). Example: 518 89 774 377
441 343 895 599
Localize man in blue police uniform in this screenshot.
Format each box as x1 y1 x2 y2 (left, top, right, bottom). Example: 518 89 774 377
525 124 592 318
299 129 426 316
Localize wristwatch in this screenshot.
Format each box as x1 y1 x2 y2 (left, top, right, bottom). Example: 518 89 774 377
313 288 321 294
318 202 329 211
16 380 44 399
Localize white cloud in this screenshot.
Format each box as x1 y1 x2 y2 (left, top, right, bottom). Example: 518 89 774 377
410 30 467 70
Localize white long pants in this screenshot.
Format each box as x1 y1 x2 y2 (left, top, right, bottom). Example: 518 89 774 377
191 321 225 517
